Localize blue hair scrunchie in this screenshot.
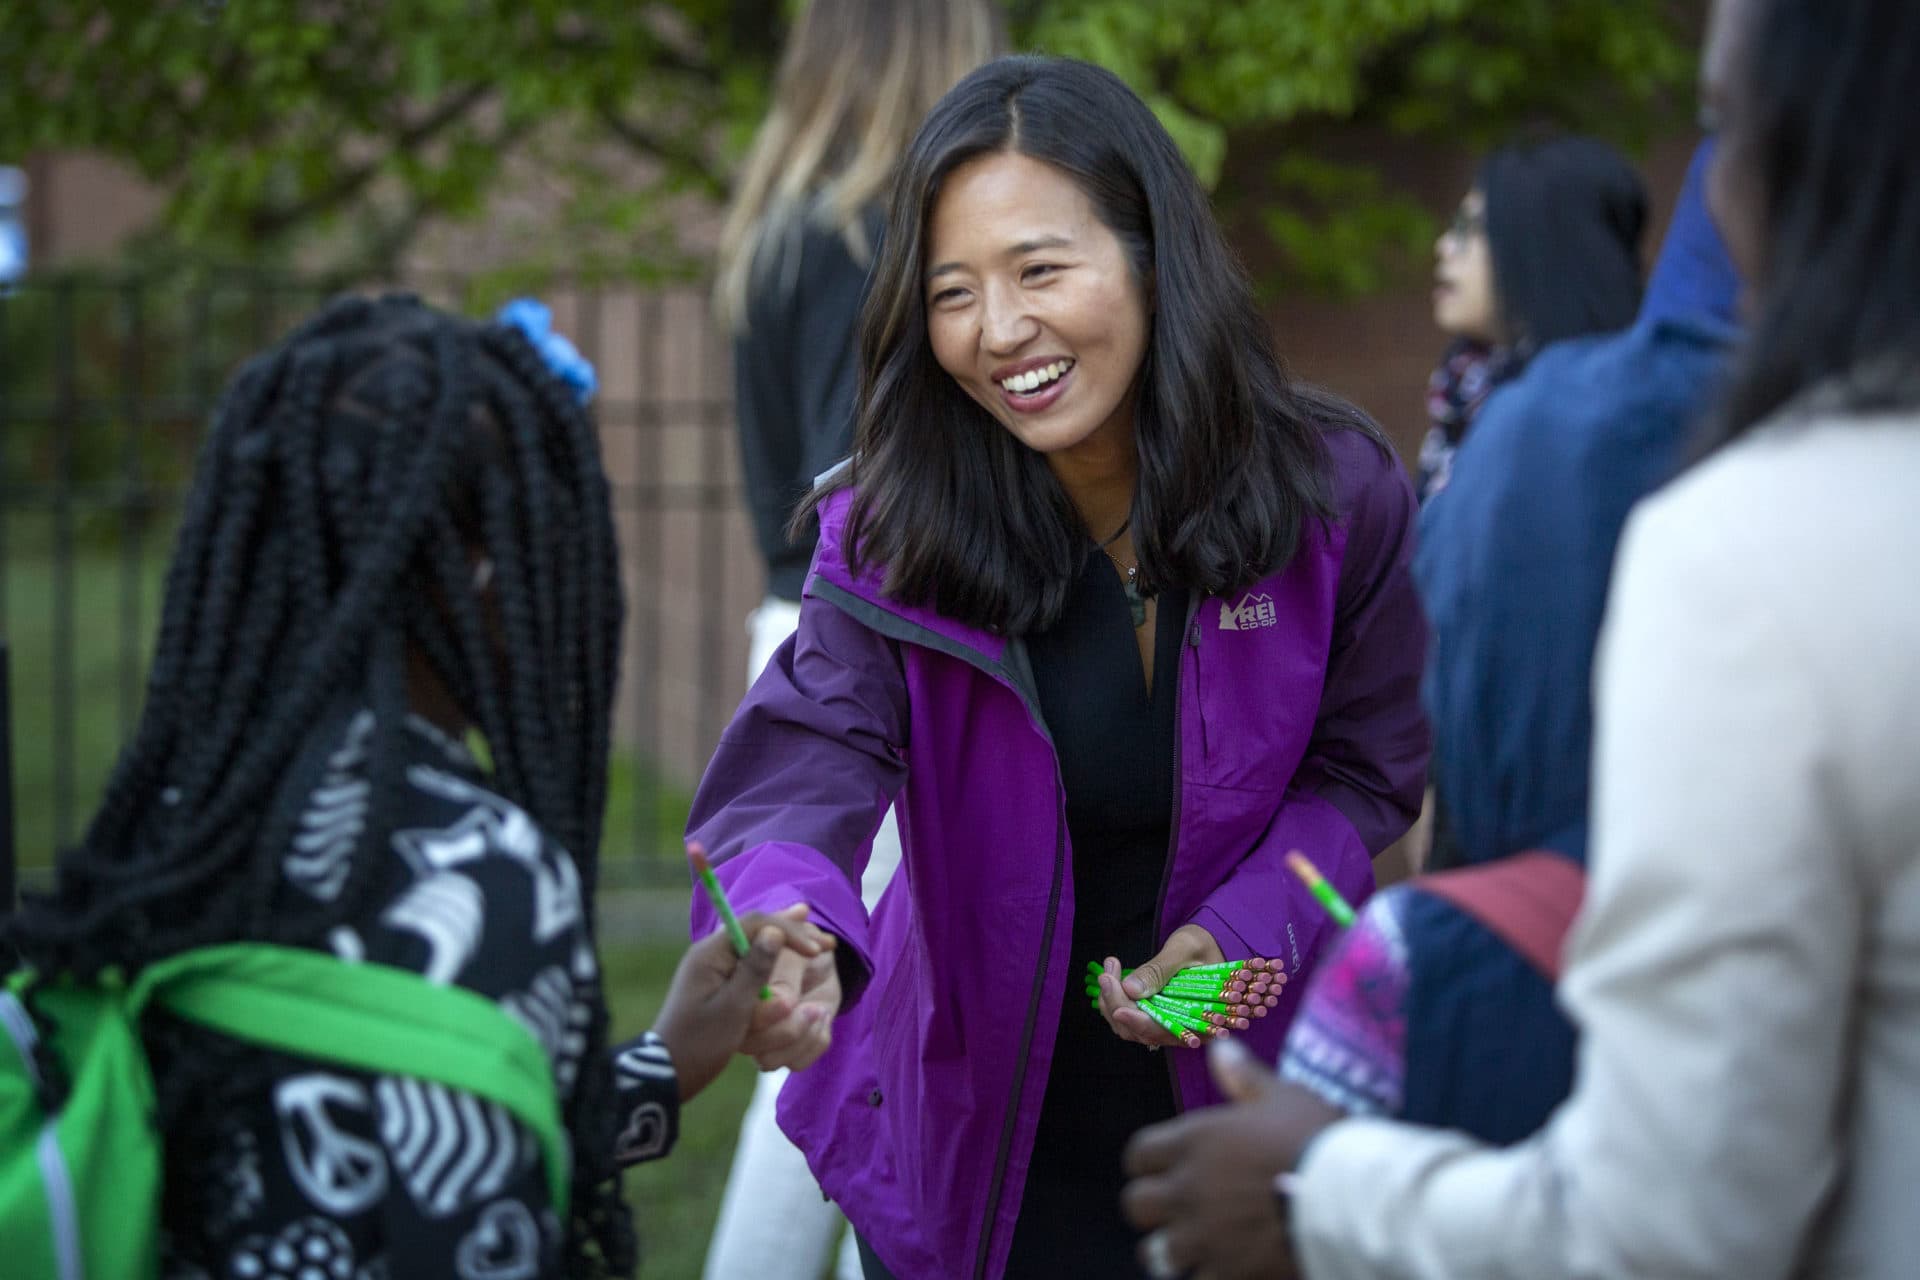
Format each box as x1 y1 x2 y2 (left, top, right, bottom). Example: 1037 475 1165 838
495 297 598 406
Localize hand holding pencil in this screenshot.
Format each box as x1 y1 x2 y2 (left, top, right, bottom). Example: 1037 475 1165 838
655 848 840 1100
688 840 844 1073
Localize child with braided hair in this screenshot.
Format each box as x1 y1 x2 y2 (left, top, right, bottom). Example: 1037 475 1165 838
4 294 829 1279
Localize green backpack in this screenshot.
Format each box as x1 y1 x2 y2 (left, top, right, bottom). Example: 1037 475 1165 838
0 942 570 1280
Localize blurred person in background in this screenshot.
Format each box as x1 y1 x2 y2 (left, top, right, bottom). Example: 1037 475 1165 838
705 1 1004 1276
1419 135 1647 502
1274 138 1740 1148
1418 135 1650 872
1120 0 1920 1275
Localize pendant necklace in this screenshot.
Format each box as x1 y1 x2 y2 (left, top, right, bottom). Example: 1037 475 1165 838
1097 516 1148 628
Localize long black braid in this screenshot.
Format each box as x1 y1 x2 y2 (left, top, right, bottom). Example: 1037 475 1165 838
6 294 636 1276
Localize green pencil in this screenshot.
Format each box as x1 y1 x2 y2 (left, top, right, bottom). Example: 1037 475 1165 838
1084 960 1272 979
1133 1000 1204 1048
1148 997 1249 1032
1286 850 1356 928
1160 976 1260 993
1147 993 1244 1015
689 842 771 1000
1146 1002 1219 1037
1086 980 1254 1001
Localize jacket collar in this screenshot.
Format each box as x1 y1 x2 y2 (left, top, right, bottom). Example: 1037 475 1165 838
806 487 1012 664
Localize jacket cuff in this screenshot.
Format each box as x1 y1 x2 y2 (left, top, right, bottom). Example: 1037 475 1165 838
610 1030 681 1166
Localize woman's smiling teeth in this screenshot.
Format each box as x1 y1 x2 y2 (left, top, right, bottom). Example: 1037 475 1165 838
1000 359 1074 395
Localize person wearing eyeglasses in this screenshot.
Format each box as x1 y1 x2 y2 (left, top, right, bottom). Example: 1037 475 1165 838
1420 136 1648 503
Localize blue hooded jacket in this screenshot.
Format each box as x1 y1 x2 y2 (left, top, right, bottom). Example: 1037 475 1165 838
1398 143 1742 1140
1416 141 1741 869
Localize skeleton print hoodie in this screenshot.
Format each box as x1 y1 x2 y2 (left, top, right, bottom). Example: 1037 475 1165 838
153 710 672 1280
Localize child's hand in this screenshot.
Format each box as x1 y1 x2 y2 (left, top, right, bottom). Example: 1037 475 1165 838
653 905 835 1101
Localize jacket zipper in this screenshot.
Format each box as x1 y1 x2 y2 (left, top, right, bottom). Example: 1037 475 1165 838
805 580 1070 1280
1 991 86 1280
1152 599 1205 1110
972 782 1068 1280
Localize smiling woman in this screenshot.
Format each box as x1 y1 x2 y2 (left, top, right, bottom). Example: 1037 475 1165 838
822 57 1385 641
925 151 1151 481
688 55 1431 1280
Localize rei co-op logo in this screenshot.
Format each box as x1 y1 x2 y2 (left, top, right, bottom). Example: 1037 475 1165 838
1218 592 1277 631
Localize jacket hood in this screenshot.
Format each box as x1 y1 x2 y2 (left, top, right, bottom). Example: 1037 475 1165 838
1639 140 1742 338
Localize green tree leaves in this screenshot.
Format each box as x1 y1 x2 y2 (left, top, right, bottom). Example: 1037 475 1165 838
1 0 1696 294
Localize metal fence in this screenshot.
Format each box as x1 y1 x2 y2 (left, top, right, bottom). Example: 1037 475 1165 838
0 268 763 893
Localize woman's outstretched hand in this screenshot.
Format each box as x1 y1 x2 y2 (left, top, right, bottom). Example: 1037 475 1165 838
738 908 843 1072
654 904 837 1100
1092 923 1227 1049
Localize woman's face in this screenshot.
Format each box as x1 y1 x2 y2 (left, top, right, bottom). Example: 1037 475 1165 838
923 150 1151 466
1433 189 1500 342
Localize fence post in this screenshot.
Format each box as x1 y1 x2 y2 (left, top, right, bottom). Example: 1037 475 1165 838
1 639 14 916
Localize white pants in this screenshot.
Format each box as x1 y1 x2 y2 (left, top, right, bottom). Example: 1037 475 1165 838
702 596 903 1280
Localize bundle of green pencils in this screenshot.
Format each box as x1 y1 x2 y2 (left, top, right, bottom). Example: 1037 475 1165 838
1083 958 1286 1049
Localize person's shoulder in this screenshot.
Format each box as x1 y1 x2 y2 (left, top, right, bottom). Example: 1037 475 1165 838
1317 418 1416 536
741 212 869 327
811 479 858 552
387 741 581 898
1433 325 1727 533
1606 410 1899 692
1637 401 1920 565
1461 334 1631 465
793 212 876 291
1476 323 1724 461
801 479 898 605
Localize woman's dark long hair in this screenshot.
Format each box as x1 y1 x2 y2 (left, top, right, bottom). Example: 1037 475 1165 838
816 54 1373 634
1481 135 1647 350
6 295 635 1275
1707 0 1920 447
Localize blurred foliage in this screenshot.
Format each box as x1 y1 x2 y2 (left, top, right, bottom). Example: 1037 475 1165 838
1025 0 1702 293
2 0 1699 296
1 0 780 282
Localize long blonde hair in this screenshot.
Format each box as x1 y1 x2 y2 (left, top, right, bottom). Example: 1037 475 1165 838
714 0 1005 331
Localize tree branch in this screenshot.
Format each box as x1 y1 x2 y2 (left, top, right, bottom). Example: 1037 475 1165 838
595 104 729 197
549 6 724 82
247 81 494 239
348 114 539 277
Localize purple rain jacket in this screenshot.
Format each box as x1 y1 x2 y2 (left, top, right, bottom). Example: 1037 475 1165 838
688 427 1429 1279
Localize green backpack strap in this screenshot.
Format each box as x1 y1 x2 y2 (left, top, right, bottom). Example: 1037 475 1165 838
127 943 571 1216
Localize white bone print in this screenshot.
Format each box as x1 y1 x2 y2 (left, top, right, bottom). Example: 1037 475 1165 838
380 871 484 984
391 767 583 942
283 711 374 901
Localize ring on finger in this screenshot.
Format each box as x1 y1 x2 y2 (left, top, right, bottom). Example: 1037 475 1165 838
1142 1229 1180 1280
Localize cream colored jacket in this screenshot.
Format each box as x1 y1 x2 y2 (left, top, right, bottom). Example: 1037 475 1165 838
1294 404 1920 1280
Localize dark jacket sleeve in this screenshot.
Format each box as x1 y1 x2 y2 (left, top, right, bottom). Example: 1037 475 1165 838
792 232 870 498
734 220 875 600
